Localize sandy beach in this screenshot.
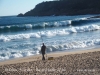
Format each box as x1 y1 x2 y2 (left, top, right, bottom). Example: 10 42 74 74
0 48 100 75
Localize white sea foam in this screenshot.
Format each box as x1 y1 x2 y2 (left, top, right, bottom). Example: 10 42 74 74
31 21 70 28
0 17 98 30
0 24 100 42
75 17 88 20
25 24 32 29
0 20 71 29
46 39 100 52
0 33 41 42
6 26 11 28
0 38 100 61
0 50 39 61
68 24 100 33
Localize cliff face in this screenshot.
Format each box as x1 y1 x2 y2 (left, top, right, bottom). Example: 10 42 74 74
17 0 100 17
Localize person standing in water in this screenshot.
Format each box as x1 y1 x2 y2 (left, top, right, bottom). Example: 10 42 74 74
41 43 46 60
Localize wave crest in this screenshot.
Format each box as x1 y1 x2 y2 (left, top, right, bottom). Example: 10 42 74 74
0 24 100 42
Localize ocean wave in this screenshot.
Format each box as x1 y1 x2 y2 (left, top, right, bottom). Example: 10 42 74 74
0 17 100 32
0 33 41 42
47 40 100 52
0 50 39 61
0 24 100 42
46 39 100 52
71 18 100 25
0 38 100 61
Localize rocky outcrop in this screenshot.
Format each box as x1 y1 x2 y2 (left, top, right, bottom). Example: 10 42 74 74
17 13 24 17
17 0 100 17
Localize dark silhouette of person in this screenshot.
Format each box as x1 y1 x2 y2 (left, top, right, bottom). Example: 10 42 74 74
41 43 46 60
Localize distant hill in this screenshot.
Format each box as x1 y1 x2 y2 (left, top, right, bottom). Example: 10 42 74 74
17 0 100 17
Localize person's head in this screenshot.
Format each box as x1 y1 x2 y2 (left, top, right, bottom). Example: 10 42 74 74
43 43 44 46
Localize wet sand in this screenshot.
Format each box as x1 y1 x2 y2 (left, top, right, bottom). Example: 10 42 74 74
0 48 100 75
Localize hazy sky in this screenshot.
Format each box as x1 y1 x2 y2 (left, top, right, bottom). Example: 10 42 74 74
0 0 53 16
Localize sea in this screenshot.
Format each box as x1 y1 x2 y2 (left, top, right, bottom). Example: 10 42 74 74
0 15 100 61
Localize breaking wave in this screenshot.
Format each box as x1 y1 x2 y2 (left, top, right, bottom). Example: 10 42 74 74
0 38 100 61
0 24 100 42
0 17 100 32
46 39 100 52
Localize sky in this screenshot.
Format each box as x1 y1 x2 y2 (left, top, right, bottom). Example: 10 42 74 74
0 0 53 16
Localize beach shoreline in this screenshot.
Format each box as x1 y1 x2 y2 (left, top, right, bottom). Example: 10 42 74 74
0 48 100 66
0 48 100 75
